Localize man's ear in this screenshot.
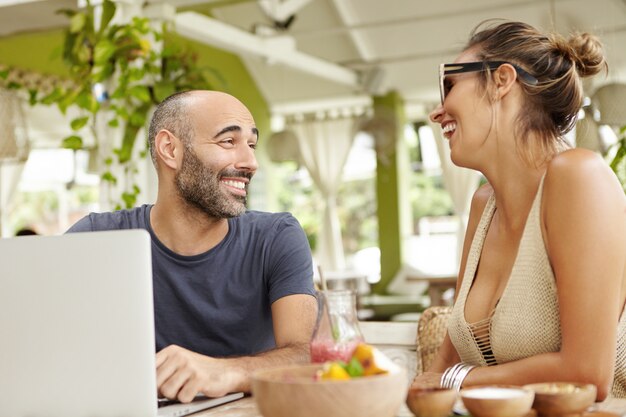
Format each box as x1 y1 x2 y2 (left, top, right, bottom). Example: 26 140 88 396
492 63 518 100
154 130 181 170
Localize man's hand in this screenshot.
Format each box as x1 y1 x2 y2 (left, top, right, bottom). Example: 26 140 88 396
155 294 317 403
156 345 242 403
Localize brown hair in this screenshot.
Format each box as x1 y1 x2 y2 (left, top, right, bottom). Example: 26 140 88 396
466 20 607 160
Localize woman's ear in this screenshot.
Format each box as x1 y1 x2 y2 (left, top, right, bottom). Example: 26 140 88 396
492 63 518 100
154 129 181 170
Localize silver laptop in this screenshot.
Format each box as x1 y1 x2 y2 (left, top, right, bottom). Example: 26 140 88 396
0 230 243 417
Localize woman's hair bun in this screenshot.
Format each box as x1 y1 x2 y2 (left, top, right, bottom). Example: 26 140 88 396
566 32 607 77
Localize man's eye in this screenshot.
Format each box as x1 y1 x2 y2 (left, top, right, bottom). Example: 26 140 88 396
221 139 234 146
249 143 257 150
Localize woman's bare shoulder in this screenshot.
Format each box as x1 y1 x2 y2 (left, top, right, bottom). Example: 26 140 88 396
543 148 626 224
546 148 613 185
544 148 624 203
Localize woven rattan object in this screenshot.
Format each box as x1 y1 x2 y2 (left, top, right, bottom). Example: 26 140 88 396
416 306 452 373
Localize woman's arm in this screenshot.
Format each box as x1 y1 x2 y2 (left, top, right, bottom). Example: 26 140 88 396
412 183 493 387
462 149 626 400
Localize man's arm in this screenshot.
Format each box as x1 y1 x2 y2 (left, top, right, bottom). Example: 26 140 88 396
155 293 318 402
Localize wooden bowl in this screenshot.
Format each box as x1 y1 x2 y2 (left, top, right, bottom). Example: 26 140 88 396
406 387 457 417
523 383 596 417
251 363 408 417
460 386 535 417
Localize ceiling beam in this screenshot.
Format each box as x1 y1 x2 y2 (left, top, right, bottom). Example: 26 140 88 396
174 11 360 87
0 0 45 7
258 0 314 23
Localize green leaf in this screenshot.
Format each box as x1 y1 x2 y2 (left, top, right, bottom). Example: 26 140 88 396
94 39 115 64
131 17 150 34
62 135 84 150
104 157 113 165
129 111 146 127
28 89 38 106
127 67 145 82
153 81 175 103
69 13 86 34
121 191 137 208
610 141 626 173
76 91 99 113
99 0 116 34
110 87 126 101
0 68 9 79
70 116 90 131
344 357 364 378
112 104 129 119
101 171 117 184
128 85 151 103
118 124 140 163
75 43 92 64
59 87 81 113
7 81 22 90
91 62 114 82
108 118 119 128
40 87 64 105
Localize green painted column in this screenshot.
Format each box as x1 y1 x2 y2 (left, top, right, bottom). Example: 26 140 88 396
371 91 412 294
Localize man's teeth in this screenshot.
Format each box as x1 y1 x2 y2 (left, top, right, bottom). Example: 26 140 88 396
442 123 456 134
222 180 245 189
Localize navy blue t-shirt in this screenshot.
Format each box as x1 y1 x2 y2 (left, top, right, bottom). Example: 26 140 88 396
66 205 316 357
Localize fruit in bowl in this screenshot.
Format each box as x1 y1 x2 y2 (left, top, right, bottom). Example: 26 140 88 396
251 345 407 417
317 343 393 380
523 382 596 417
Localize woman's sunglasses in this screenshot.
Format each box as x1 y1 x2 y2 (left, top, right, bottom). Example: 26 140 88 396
439 61 539 104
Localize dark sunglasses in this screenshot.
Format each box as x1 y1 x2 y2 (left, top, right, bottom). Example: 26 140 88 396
439 61 539 104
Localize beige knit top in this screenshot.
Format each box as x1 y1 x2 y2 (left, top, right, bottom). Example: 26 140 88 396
447 178 626 397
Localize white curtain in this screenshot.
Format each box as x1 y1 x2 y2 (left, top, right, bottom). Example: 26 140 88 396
0 162 26 237
290 117 356 271
0 89 29 237
428 121 482 268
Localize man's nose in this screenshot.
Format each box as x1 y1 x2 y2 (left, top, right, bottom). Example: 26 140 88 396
429 104 444 124
234 144 258 172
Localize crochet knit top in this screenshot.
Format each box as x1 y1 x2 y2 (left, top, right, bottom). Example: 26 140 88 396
447 178 626 397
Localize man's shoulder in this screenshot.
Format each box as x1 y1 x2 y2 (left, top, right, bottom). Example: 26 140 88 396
67 205 151 232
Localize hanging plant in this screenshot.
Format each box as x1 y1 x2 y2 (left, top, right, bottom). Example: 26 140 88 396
609 126 626 193
2 0 221 209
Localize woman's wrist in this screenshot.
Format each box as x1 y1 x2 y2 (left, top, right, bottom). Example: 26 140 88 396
440 363 476 391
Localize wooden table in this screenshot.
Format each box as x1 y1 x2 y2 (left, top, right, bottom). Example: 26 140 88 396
193 395 626 417
406 274 457 306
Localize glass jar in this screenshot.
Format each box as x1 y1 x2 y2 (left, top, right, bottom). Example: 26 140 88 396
310 289 364 363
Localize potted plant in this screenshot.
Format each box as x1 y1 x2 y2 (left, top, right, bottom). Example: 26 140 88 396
609 126 626 193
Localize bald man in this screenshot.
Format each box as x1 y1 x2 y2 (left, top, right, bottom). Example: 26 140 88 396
67 90 317 402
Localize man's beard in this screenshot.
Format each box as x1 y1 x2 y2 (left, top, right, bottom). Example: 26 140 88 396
174 146 252 218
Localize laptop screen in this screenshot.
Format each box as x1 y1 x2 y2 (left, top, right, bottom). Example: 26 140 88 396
0 230 158 417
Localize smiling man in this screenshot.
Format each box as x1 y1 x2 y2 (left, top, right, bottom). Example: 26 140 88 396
67 90 318 402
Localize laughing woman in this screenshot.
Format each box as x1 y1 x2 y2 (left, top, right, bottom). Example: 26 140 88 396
413 20 626 399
